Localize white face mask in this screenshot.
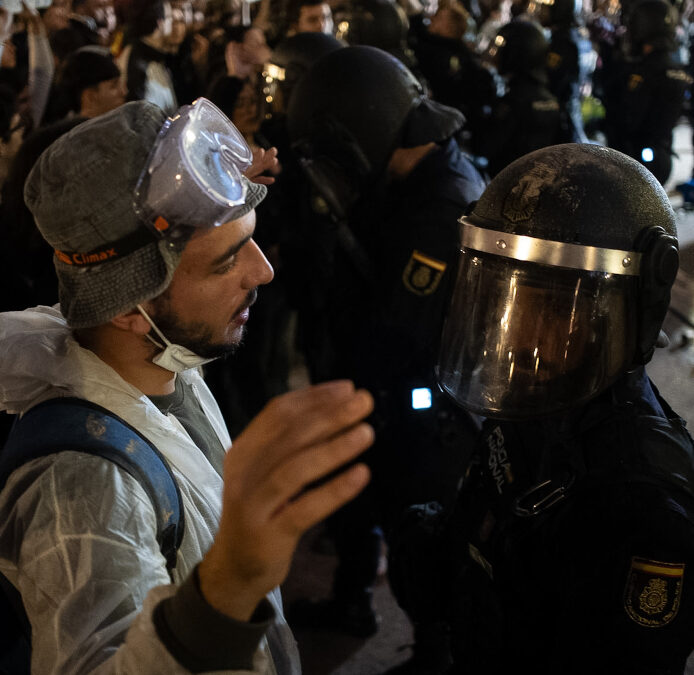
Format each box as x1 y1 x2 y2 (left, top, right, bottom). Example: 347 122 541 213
137 304 216 373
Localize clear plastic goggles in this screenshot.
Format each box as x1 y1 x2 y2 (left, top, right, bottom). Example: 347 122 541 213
133 97 254 237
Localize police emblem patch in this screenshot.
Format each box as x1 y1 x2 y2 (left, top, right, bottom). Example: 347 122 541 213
628 73 644 91
547 51 562 69
624 557 684 628
402 250 447 296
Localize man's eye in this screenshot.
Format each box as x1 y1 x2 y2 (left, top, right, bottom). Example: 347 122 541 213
216 258 237 274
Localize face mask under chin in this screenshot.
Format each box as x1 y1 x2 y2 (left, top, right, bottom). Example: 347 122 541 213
136 304 217 373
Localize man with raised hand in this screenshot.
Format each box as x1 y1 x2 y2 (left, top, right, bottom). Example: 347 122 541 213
0 98 373 674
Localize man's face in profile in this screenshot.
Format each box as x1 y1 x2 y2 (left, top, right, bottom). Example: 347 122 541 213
144 210 274 359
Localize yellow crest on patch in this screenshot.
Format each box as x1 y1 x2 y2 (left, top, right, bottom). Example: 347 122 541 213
547 51 562 69
402 250 447 296
624 557 685 628
628 74 644 91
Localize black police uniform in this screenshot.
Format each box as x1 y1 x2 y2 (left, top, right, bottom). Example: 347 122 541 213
604 50 692 184
411 31 497 146
325 136 485 514
546 26 592 142
475 72 561 176
394 367 694 673
305 137 485 617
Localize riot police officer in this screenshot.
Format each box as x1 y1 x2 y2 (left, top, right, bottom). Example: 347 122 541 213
410 0 498 150
334 0 424 84
475 20 561 175
527 0 594 142
390 143 694 673
603 0 692 184
285 45 484 638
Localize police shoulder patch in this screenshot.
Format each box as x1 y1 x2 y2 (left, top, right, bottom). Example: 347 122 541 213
628 73 644 91
402 250 447 296
623 557 685 628
547 51 562 69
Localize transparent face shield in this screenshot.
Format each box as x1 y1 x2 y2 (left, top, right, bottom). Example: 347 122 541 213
437 219 640 420
133 97 254 239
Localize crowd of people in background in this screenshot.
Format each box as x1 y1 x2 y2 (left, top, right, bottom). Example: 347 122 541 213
1 0 694 673
1 0 692 318
1 0 693 646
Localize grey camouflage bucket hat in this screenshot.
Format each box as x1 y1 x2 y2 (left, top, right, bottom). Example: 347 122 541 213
24 100 265 328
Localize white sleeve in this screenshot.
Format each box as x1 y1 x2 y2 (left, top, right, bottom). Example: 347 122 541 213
0 452 273 675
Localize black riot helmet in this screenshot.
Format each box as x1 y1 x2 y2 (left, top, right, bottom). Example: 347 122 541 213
336 0 410 51
488 20 550 79
527 0 582 28
287 45 464 218
627 0 678 55
438 144 679 420
263 32 345 116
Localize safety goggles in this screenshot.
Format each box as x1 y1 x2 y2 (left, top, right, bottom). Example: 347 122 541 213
133 97 254 239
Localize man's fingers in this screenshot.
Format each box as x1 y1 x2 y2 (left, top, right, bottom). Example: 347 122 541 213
246 146 280 184
250 175 276 185
274 463 371 537
234 382 373 463
251 421 375 520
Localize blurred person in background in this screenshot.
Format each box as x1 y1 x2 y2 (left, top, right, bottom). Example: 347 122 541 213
603 0 690 185
66 0 109 46
39 0 71 35
411 0 497 151
474 19 561 175
527 0 593 142
285 0 334 35
117 0 188 114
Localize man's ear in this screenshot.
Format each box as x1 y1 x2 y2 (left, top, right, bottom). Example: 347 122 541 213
80 85 97 114
110 307 151 335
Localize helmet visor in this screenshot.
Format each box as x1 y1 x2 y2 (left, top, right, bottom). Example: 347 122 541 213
133 97 254 236
437 250 638 419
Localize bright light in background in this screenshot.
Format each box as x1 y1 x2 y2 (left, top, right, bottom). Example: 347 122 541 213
412 388 432 410
641 147 654 162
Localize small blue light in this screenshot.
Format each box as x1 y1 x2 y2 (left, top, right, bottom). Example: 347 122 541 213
641 147 654 163
412 387 432 410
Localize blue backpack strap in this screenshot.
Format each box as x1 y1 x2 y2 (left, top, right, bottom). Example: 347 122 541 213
0 397 185 675
0 397 185 571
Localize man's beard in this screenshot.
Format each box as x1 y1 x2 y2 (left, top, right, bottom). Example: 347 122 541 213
147 288 257 360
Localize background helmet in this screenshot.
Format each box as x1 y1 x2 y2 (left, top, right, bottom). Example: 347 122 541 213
527 0 582 28
287 45 463 218
336 0 410 52
437 144 678 420
626 0 677 55
263 32 345 116
488 20 549 78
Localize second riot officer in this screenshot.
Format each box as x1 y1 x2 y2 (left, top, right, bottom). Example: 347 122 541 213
285 45 485 638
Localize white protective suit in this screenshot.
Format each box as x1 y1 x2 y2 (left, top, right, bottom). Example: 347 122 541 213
0 305 301 674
